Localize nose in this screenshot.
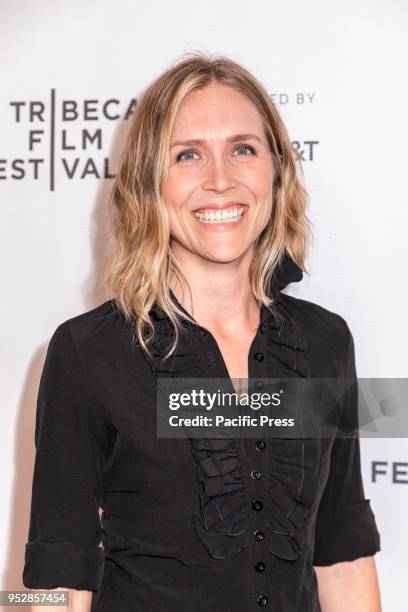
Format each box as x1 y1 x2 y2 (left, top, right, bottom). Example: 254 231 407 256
201 156 237 193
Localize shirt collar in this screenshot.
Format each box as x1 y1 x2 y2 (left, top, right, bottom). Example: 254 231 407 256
150 250 303 323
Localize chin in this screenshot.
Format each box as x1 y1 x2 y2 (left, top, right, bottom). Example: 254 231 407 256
196 244 248 263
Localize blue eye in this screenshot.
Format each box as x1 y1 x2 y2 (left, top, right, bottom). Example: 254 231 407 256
176 150 198 162
234 144 256 156
175 143 256 162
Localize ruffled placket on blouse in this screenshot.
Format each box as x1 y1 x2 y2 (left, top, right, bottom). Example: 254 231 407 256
146 309 251 560
146 252 321 563
259 300 321 562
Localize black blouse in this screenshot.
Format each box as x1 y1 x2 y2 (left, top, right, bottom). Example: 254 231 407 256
22 253 381 611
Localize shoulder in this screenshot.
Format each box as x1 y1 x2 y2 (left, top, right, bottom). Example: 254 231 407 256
49 299 132 356
278 293 352 375
279 293 349 336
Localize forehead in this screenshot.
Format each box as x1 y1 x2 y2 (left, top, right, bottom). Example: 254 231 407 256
172 83 265 137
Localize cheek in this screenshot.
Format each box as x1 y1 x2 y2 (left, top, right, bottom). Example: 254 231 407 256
248 163 274 198
163 168 197 211
246 165 274 226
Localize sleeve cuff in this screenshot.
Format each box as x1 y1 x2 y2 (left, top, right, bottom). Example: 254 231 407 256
22 541 105 591
313 499 381 566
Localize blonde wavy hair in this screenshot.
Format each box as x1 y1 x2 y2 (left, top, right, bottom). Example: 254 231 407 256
103 51 313 362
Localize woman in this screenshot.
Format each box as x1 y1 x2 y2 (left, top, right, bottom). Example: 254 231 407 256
22 53 382 611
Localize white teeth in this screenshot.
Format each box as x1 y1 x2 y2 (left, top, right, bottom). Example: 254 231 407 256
194 206 245 224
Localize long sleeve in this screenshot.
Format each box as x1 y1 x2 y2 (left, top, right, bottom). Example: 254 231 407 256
312 322 381 566
22 323 115 590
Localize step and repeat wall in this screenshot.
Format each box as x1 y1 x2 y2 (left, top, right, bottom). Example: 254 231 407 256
1 1 406 610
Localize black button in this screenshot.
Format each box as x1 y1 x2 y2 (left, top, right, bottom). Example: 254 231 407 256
255 380 264 389
255 440 266 452
255 561 266 573
250 469 262 480
252 499 263 511
257 594 268 607
254 530 265 542
259 323 266 334
254 352 264 362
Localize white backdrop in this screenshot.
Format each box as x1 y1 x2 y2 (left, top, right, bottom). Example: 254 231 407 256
1 0 407 610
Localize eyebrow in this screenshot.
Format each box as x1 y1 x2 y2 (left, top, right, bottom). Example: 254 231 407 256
170 133 263 148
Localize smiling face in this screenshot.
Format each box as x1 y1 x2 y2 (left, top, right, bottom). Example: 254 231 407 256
163 81 274 263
